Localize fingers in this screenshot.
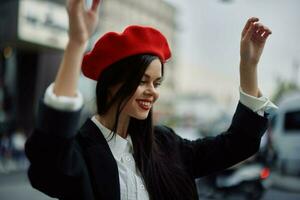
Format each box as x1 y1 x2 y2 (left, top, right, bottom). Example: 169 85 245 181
91 0 101 12
242 18 272 42
67 0 99 13
242 17 259 37
252 23 272 42
67 0 84 7
260 25 272 39
66 0 84 13
243 21 256 41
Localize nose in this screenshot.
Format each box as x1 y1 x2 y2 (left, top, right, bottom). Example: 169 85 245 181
144 84 158 98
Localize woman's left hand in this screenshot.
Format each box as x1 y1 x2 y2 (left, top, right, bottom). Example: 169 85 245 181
239 17 271 97
240 17 272 68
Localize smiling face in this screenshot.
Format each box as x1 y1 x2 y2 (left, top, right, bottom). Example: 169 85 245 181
122 58 162 120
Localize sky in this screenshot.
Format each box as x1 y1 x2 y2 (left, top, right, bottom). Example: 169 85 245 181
164 0 300 101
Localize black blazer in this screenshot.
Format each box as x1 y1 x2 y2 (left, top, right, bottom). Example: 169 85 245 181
25 101 268 200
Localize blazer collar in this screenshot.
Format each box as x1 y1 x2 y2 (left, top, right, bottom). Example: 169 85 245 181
78 119 120 200
90 116 133 161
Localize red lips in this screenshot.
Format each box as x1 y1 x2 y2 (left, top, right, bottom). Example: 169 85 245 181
136 99 152 110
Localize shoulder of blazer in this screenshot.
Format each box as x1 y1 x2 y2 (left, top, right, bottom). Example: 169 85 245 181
154 125 181 137
154 125 182 147
76 119 110 150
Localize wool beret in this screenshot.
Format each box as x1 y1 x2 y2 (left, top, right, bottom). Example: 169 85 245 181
82 25 171 80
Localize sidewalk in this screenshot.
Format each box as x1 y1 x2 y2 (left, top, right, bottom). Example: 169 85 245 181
0 158 29 174
270 171 300 193
0 171 54 200
0 170 28 186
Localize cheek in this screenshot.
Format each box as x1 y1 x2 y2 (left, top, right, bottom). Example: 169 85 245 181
126 94 139 110
127 97 136 108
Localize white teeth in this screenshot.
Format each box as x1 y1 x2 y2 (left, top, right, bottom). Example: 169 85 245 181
138 101 151 107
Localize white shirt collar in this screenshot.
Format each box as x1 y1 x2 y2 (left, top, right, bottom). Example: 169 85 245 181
91 116 133 161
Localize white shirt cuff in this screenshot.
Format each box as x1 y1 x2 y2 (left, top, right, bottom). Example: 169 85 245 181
239 87 278 116
44 83 84 111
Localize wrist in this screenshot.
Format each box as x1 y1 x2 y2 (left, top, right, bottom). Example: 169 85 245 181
239 60 258 69
67 39 88 51
239 61 259 97
240 86 259 97
240 59 258 69
240 72 259 97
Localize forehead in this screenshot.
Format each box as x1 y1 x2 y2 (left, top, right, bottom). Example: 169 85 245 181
144 59 162 77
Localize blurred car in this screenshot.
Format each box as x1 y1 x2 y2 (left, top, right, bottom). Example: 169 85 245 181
270 93 300 175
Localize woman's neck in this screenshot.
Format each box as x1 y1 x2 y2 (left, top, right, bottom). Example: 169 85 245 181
96 113 130 139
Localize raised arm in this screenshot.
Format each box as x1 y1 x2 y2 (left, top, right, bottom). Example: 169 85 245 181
53 0 100 97
239 17 272 97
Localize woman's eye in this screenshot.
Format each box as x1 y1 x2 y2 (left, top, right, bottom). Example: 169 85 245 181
140 80 146 85
154 82 161 88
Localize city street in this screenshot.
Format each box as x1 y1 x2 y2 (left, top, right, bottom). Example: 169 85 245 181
0 171 300 200
0 171 52 200
1 0 300 199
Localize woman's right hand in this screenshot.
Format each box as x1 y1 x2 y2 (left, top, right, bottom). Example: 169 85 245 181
67 0 101 44
52 0 100 97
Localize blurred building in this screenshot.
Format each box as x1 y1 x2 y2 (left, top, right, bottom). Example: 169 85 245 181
0 0 68 135
0 0 177 135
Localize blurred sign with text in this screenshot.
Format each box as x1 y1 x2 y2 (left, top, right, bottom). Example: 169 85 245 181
18 0 68 49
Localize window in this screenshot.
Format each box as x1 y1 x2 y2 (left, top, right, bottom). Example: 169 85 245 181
284 110 300 131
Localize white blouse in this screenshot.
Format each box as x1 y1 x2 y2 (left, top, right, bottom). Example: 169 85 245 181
90 116 149 200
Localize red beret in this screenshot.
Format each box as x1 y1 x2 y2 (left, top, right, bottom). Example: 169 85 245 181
82 25 171 80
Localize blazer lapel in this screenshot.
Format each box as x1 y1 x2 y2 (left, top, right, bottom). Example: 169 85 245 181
78 119 120 200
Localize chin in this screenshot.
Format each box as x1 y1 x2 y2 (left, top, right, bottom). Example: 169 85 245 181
132 112 149 120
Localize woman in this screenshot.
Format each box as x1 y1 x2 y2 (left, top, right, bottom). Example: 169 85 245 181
25 0 277 200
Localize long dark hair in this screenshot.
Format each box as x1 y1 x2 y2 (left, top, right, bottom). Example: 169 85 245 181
96 54 198 200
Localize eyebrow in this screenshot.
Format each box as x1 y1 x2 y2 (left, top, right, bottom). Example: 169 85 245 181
143 74 163 81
